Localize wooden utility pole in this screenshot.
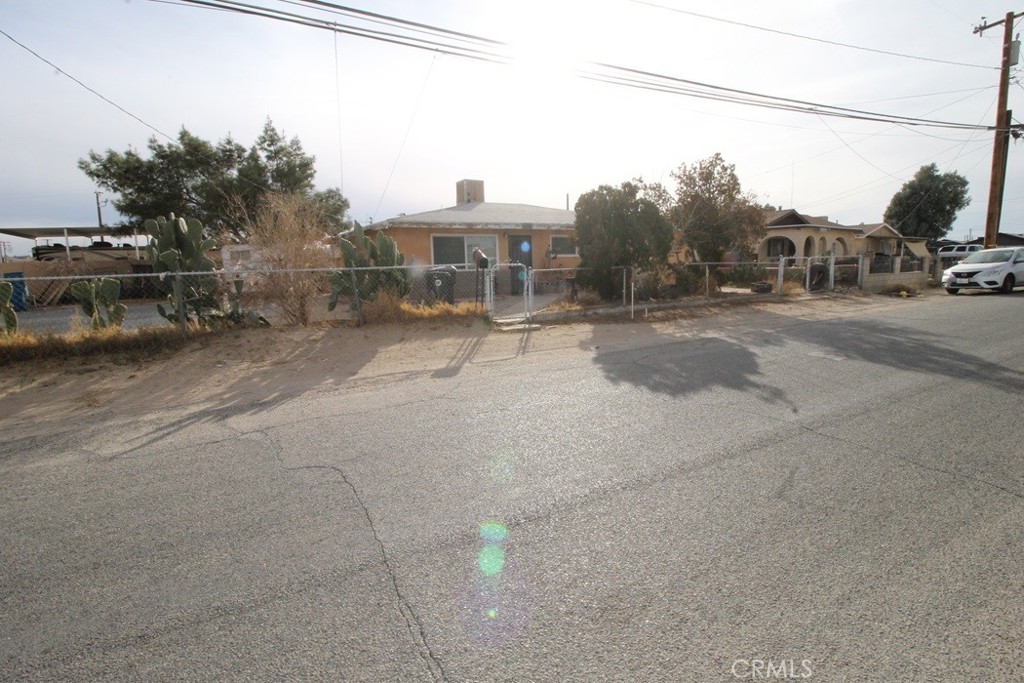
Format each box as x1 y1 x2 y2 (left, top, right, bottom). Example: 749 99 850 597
974 12 1022 248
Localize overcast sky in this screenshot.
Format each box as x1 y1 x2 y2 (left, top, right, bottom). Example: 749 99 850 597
1 0 1021 255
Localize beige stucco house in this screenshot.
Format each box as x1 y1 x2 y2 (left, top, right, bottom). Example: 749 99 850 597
757 209 931 291
368 180 579 271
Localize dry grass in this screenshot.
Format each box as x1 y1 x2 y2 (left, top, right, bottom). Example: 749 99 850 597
781 281 805 295
879 283 919 297
0 326 205 365
361 290 485 324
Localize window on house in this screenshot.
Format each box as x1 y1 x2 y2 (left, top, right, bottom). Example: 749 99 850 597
550 235 578 256
432 235 497 267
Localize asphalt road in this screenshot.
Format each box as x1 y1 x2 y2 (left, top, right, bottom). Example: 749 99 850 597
2 292 1023 682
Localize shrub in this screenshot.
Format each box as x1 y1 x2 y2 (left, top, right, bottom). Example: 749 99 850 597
724 263 769 286
245 193 338 326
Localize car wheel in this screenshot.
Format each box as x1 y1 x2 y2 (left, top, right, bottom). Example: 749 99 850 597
945 287 959 295
1000 274 1015 294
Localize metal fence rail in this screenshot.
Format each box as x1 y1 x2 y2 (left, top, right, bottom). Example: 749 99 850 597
3 256 869 335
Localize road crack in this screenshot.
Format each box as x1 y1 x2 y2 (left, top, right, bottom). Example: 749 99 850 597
260 431 448 682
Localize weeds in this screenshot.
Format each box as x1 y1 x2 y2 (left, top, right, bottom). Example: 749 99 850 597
361 290 484 324
0 326 206 365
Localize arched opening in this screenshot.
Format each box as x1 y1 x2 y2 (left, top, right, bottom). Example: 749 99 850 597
832 238 848 256
761 237 796 260
803 236 815 257
819 237 827 255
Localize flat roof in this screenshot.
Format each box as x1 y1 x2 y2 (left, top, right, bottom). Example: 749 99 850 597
0 226 131 240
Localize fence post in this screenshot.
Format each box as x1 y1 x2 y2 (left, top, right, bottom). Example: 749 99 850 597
484 266 494 316
705 264 710 298
173 272 187 339
525 268 533 321
828 253 836 291
630 273 635 319
857 255 865 289
804 257 811 291
776 256 785 294
349 268 363 326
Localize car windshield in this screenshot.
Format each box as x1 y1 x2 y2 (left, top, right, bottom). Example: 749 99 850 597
960 249 1013 264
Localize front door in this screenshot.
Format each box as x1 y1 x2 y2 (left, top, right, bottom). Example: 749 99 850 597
507 235 532 294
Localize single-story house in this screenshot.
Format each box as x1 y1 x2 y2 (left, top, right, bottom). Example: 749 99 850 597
757 209 931 291
368 180 579 271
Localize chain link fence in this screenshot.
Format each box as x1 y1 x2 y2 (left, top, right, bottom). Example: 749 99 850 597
3 256 865 335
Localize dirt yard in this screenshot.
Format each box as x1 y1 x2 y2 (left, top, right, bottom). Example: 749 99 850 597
0 294 918 430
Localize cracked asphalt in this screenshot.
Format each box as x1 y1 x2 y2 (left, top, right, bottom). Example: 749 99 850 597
2 293 1023 681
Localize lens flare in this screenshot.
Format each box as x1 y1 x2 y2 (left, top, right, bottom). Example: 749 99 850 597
478 545 506 576
458 520 530 645
479 521 509 544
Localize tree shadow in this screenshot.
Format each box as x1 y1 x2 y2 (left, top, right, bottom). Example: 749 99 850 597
774 316 1024 395
586 309 1024 404
584 321 794 408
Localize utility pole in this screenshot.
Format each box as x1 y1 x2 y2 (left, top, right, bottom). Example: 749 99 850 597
974 12 1022 248
94 190 106 243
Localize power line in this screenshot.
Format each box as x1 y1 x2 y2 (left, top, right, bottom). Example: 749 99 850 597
167 0 509 63
581 62 998 131
629 0 997 71
162 0 1003 134
0 27 175 142
837 85 995 106
0 24 316 221
373 53 438 222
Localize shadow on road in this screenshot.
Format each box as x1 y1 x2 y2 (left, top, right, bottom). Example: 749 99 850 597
586 321 794 408
586 310 1024 403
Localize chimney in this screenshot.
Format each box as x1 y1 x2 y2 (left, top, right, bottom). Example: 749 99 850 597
456 179 485 205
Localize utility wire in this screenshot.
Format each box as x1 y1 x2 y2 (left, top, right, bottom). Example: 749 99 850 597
630 0 997 70
0 23 318 219
164 0 1003 133
373 53 438 223
0 27 175 142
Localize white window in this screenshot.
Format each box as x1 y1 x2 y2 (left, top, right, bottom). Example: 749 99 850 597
549 235 578 257
432 234 497 268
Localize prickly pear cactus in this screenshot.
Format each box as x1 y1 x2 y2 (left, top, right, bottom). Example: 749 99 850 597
0 280 17 335
69 277 128 330
144 214 222 326
328 225 410 312
144 213 217 274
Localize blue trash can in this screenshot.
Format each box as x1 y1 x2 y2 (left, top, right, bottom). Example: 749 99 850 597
3 272 28 312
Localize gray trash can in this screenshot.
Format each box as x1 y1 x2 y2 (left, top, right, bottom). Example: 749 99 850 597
426 265 457 304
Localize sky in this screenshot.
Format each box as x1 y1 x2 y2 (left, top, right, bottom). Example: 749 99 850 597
1 0 1021 256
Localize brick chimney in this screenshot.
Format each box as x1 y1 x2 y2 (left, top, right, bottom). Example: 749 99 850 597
456 179 485 205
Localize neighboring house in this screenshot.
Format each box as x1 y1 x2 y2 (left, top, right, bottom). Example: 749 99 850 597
757 209 931 291
368 180 579 271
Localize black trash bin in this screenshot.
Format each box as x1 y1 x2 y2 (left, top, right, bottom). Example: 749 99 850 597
426 265 457 304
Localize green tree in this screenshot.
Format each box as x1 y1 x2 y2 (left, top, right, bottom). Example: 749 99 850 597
883 164 970 239
669 153 765 263
573 181 673 300
78 120 349 239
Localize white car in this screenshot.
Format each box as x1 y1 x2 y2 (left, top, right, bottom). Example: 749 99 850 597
942 247 1024 295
